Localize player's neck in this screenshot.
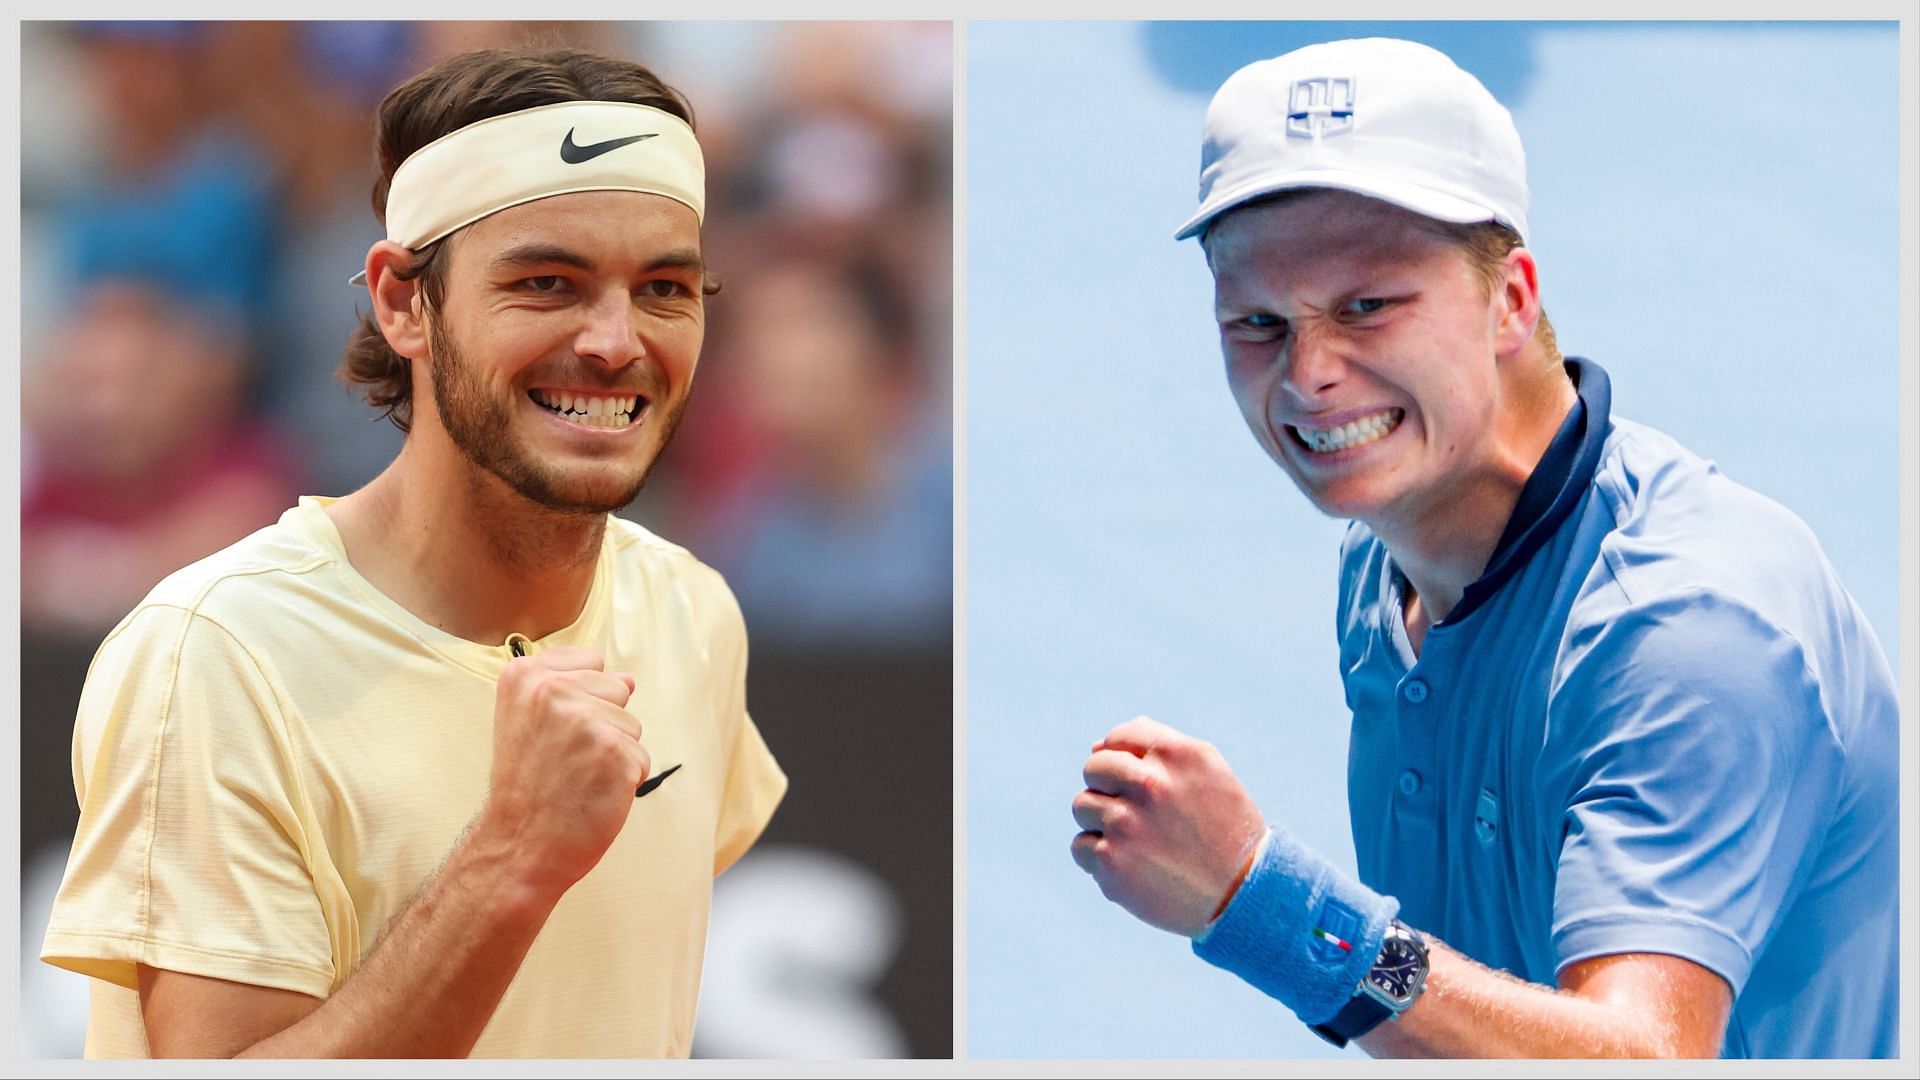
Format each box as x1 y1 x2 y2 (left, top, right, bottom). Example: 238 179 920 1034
1375 502 1503 659
328 443 605 647
1373 357 1576 646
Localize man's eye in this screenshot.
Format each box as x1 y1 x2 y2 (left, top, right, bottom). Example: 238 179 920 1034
1343 297 1388 316
644 279 692 300
1238 313 1286 334
523 276 565 292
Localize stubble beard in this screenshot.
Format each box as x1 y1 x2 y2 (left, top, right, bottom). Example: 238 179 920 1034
427 319 689 516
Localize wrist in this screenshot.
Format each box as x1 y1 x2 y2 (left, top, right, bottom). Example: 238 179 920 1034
1309 919 1430 1047
1204 828 1271 929
456 808 568 923
1191 826 1397 1025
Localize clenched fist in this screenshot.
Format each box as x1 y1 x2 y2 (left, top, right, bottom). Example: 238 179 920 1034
1070 716 1267 938
477 646 651 899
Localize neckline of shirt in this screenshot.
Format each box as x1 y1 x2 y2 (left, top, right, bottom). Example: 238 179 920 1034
282 495 615 677
1397 356 1614 635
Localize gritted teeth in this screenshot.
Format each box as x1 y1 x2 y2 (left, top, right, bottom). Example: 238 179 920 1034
1291 408 1404 454
528 388 645 429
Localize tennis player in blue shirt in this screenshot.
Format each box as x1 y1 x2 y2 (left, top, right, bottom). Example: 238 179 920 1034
1069 38 1898 1058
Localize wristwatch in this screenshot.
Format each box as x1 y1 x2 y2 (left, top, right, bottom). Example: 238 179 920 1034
1310 919 1429 1048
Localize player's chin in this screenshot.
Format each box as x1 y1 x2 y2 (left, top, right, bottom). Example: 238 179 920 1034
1291 474 1395 522
1276 447 1409 520
520 461 655 515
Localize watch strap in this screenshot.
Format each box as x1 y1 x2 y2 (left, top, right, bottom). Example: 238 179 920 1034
1309 988 1393 1048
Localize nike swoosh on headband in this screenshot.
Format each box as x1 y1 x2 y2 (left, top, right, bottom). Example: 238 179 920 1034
560 128 657 164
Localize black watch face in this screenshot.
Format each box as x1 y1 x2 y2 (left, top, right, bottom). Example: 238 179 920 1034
1367 938 1421 1001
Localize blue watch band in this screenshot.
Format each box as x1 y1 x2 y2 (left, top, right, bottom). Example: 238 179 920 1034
1310 989 1393 1047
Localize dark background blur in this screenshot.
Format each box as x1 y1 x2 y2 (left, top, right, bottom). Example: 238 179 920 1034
17 20 952 1058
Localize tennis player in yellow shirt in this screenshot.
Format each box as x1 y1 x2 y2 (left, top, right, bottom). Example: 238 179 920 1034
42 47 785 1058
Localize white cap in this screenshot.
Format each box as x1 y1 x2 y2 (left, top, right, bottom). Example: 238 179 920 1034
1176 38 1529 245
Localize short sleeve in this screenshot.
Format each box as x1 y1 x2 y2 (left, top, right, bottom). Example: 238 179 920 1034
1546 590 1844 995
713 712 786 876
706 587 786 877
41 605 336 998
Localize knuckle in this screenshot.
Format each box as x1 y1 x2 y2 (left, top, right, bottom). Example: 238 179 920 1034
1131 760 1166 796
527 669 563 705
1159 737 1199 767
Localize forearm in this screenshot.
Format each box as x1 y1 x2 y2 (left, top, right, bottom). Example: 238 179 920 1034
237 821 559 1058
1358 940 1718 1059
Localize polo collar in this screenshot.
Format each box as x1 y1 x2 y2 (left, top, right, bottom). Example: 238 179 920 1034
1443 356 1612 626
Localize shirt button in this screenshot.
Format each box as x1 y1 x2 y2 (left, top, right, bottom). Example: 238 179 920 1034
1402 679 1430 704
1399 770 1422 796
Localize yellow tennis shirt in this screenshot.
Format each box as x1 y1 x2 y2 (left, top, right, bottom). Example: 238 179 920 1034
41 496 786 1058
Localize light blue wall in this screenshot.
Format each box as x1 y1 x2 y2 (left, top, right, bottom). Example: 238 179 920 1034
964 21 1900 1059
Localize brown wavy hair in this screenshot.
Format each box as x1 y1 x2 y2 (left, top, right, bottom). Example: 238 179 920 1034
340 49 696 432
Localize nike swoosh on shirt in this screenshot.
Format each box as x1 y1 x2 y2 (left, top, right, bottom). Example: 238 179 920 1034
560 129 657 164
636 763 682 798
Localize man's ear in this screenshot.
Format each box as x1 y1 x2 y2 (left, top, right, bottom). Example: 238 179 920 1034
365 240 430 360
1492 245 1542 361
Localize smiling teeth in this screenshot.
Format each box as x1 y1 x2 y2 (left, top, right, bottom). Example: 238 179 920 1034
1295 409 1402 453
530 390 641 429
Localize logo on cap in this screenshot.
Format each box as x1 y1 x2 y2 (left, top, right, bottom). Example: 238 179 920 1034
1286 77 1356 141
560 128 657 164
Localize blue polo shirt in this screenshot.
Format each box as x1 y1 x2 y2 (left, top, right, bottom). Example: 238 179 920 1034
1336 359 1899 1058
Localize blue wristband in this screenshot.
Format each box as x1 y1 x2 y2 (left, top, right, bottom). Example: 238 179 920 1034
1191 827 1398 1025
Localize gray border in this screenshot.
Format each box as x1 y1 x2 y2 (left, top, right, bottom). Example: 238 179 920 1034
951 17 970 1071
1898 3 1918 1072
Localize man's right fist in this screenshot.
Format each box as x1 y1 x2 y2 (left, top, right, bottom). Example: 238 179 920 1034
1070 716 1266 938
479 645 651 896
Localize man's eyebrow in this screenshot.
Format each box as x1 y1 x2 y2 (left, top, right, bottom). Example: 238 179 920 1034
644 248 707 276
488 244 706 277
490 243 595 272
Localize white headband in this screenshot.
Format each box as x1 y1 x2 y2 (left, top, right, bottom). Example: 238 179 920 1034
352 100 705 284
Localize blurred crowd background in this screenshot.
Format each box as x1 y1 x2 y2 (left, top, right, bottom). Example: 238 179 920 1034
18 20 952 1058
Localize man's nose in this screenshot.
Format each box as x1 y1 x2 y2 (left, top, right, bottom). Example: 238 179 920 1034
573 291 645 369
1280 321 1345 405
